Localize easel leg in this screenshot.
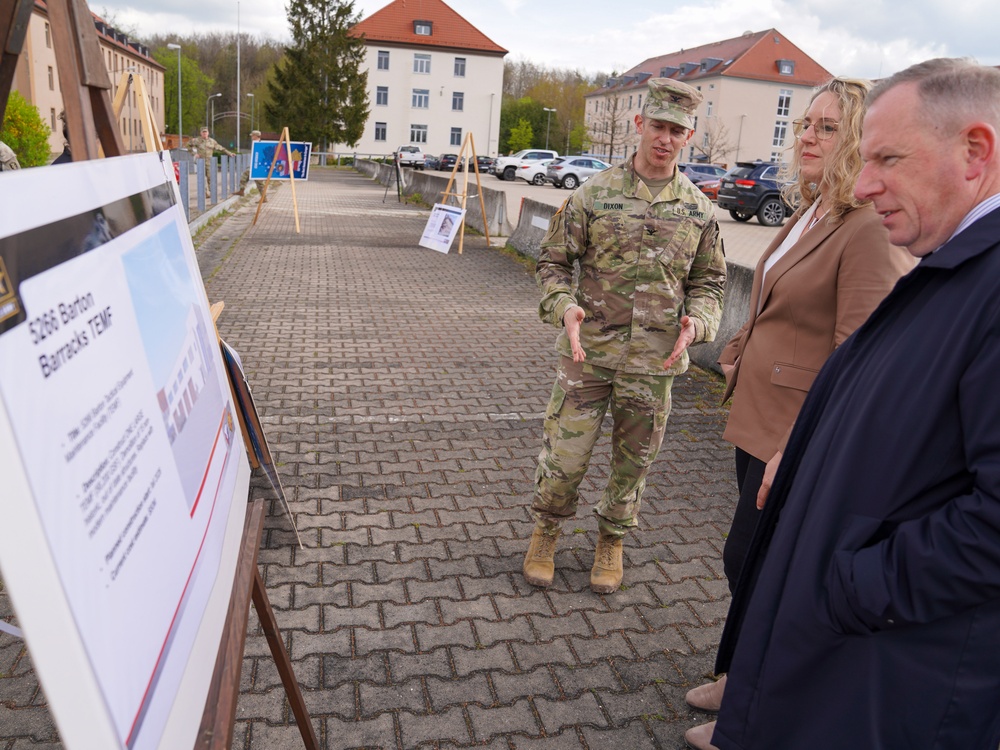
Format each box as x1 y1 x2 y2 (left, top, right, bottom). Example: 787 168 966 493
252 568 319 749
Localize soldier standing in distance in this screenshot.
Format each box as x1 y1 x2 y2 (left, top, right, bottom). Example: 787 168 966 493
236 129 267 199
524 77 727 594
188 125 234 198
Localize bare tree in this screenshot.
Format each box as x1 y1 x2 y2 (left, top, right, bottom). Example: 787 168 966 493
586 87 635 164
692 118 736 166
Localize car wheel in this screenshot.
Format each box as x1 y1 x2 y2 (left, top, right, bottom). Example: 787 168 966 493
562 175 579 190
532 173 545 185
757 198 786 227
503 166 516 181
729 209 753 222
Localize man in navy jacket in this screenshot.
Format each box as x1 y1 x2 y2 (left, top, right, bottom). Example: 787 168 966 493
709 58 1000 749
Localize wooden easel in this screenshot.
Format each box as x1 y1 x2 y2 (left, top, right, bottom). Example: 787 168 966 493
110 70 163 153
440 132 490 254
252 126 301 233
0 4 316 747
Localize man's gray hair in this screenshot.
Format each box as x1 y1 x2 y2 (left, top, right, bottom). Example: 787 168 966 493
869 58 1000 133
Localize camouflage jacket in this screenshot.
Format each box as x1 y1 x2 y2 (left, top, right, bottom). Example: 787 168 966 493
537 155 726 376
187 135 233 159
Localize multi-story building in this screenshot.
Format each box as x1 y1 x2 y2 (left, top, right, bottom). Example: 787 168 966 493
585 29 831 167
11 1 166 157
346 0 507 158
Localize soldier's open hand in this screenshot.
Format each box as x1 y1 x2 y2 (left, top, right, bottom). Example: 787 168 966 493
563 305 586 362
663 315 696 370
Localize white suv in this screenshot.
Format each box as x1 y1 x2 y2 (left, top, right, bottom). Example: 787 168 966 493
494 149 559 181
395 145 425 169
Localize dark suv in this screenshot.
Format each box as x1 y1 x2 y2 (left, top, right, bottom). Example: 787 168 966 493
717 161 791 227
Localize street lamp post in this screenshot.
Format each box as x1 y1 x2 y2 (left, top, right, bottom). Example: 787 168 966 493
543 107 556 150
246 93 255 132
167 43 181 144
205 92 221 134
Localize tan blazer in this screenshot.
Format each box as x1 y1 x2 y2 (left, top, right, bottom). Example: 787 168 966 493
719 203 915 461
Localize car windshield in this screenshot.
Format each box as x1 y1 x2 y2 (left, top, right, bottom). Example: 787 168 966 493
727 167 755 179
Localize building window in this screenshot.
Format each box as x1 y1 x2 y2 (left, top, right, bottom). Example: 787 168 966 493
410 124 427 143
412 89 429 108
628 95 633 109
413 54 431 74
451 92 464 111
777 59 795 76
377 50 389 70
638 94 642 109
777 89 792 117
771 150 785 162
376 86 388 106
47 66 54 90
773 120 788 147
702 131 710 148
707 100 714 116
44 22 51 47
414 20 432 35
450 127 462 146
454 57 466 76
50 108 56 130
374 122 387 141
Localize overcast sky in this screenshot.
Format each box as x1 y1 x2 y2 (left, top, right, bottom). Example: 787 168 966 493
104 0 999 81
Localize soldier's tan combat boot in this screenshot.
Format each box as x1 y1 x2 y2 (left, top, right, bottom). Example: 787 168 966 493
523 525 561 587
590 534 623 594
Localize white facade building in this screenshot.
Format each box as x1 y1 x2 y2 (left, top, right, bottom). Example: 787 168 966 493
346 0 506 158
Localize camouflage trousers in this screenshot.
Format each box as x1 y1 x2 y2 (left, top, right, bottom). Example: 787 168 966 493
238 169 265 194
532 356 673 539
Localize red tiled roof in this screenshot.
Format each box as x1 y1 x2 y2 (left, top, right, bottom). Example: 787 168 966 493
351 0 507 56
587 29 830 97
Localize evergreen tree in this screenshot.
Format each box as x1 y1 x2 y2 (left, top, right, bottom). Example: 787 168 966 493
266 0 368 149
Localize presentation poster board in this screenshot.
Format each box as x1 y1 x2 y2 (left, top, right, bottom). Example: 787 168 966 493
249 140 311 181
418 204 465 254
0 152 251 750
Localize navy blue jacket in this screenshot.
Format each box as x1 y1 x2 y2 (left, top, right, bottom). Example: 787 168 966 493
714 206 1000 749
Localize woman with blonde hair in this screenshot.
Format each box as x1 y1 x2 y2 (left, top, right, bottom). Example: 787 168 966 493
683 78 916 749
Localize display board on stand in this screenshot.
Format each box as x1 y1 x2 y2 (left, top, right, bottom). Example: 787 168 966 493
0 2 317 748
250 127 307 233
439 132 490 255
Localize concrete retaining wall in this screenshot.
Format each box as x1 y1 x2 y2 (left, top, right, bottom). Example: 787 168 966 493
355 159 513 236
508 198 558 260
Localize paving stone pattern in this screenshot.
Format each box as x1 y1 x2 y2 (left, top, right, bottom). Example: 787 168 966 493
0 169 739 750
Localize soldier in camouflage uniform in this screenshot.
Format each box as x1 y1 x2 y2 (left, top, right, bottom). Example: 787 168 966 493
188 126 234 198
524 78 727 594
237 130 267 200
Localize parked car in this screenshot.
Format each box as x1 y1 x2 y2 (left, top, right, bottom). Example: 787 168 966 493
678 162 727 183
395 145 425 169
494 149 559 181
546 156 611 190
697 178 721 202
423 154 441 170
716 161 792 226
515 158 556 185
438 153 459 171
473 155 495 174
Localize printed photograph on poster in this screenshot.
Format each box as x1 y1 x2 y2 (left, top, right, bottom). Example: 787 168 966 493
419 204 465 254
0 152 249 750
249 140 311 181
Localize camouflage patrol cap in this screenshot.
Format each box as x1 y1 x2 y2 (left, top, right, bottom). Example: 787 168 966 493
250 130 261 138
642 78 703 129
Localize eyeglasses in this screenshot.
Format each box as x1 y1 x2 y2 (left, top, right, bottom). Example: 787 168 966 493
792 119 839 140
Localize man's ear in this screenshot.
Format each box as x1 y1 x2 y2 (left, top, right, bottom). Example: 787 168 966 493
963 122 997 180
634 114 644 134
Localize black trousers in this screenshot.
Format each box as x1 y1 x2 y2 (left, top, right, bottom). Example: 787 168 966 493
722 447 766 595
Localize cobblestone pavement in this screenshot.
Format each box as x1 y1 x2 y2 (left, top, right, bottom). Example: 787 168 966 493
0 168 739 750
